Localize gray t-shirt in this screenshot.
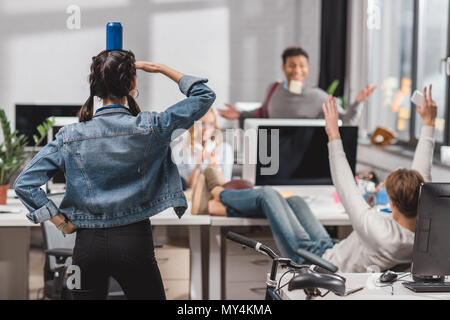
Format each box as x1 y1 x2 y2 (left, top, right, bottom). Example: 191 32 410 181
239 82 362 127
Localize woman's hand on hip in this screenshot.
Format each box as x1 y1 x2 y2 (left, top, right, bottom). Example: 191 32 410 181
50 213 77 234
63 220 77 234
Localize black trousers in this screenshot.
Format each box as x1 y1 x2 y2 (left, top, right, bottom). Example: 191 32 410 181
71 219 166 300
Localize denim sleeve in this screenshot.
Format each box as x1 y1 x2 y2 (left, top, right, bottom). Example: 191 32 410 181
150 75 216 143
14 133 64 224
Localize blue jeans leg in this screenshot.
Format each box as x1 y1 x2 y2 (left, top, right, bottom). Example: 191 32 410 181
285 196 332 241
220 187 324 263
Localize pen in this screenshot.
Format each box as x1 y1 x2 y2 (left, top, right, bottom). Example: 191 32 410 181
345 286 364 296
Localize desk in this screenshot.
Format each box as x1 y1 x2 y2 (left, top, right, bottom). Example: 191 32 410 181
0 195 36 299
208 186 350 299
149 207 210 300
279 273 450 300
1 186 349 300
0 194 210 300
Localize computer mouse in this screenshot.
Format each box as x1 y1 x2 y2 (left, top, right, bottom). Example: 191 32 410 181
380 271 398 283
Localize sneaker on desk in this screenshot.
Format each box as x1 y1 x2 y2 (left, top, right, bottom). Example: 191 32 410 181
191 174 212 215
192 167 223 215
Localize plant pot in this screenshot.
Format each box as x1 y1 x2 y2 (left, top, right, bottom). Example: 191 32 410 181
0 184 9 205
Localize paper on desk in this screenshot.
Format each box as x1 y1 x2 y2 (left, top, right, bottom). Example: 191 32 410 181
333 191 341 203
184 190 192 201
0 206 22 214
279 191 293 198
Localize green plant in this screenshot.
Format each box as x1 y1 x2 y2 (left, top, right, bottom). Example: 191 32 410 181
0 109 55 185
326 80 348 111
326 80 340 96
33 117 56 148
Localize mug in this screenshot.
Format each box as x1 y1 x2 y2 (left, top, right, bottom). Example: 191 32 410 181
441 146 450 166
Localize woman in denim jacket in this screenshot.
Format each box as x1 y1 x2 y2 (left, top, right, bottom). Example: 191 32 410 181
14 50 215 299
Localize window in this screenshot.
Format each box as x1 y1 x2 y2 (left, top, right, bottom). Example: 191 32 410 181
414 0 448 143
365 0 450 147
365 0 414 142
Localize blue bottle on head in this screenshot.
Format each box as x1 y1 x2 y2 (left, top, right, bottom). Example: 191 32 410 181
106 22 123 51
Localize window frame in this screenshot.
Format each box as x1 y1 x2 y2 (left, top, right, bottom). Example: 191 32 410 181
364 0 450 152
409 0 450 151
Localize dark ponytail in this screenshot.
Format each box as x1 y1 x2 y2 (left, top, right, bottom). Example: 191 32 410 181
78 95 94 122
127 95 141 116
79 49 140 122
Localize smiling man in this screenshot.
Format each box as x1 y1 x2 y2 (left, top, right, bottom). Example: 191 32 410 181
220 46 377 127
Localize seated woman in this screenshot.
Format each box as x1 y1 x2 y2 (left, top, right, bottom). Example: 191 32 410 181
192 85 437 272
175 108 233 190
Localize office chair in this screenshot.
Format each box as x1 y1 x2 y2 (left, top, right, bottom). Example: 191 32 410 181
41 194 125 300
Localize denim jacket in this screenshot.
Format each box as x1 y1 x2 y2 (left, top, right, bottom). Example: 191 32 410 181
14 75 215 228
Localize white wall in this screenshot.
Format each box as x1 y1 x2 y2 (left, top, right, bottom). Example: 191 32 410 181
0 0 321 129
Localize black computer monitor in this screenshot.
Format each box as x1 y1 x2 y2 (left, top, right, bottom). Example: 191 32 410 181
15 104 80 146
16 104 80 185
255 126 358 186
411 183 450 280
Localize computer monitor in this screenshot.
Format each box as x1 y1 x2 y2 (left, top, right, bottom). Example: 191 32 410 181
242 119 358 186
15 104 81 146
16 105 80 189
47 117 78 187
411 183 450 280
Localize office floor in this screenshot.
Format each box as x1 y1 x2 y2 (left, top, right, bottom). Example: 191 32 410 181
26 225 352 300
27 226 191 300
29 248 45 300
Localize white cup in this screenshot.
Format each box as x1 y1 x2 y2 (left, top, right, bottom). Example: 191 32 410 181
440 146 450 166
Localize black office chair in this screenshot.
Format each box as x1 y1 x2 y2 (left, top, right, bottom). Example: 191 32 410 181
41 219 127 300
40 194 126 300
40 194 165 299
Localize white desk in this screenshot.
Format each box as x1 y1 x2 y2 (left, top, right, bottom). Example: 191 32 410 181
150 206 210 300
279 273 450 300
1 186 349 300
208 185 350 299
0 196 210 300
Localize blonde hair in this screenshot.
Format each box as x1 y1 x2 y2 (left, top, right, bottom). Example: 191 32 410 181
188 108 222 151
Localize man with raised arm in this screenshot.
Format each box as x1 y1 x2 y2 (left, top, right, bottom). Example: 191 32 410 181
321 85 436 272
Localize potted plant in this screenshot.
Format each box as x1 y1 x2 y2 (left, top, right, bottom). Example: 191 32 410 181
0 109 55 204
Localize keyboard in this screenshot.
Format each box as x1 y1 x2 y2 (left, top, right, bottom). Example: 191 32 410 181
403 281 450 292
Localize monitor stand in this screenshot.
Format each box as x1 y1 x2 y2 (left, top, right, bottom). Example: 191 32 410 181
412 274 445 283
403 274 450 293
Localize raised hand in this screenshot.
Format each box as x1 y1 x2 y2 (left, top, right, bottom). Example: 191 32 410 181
356 85 377 103
218 104 240 120
136 61 184 83
417 85 437 127
135 61 161 73
322 95 341 141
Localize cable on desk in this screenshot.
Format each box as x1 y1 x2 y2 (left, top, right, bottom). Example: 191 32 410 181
375 272 411 295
